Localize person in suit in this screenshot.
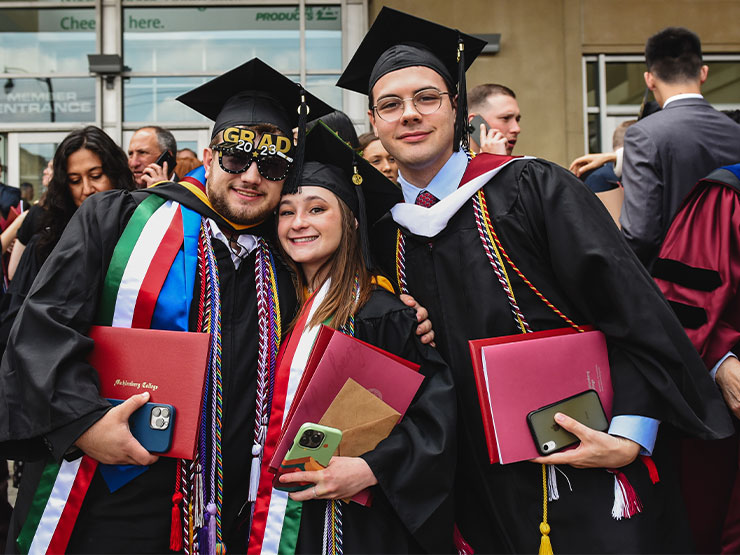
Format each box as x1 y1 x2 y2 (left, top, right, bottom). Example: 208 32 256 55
620 26 740 269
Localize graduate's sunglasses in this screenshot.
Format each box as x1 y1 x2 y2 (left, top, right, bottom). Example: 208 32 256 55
212 144 294 181
373 89 451 122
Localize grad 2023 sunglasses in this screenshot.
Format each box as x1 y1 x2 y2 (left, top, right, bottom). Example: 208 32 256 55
213 144 294 181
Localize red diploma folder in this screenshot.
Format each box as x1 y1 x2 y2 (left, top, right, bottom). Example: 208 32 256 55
269 326 423 503
469 327 612 464
87 325 210 459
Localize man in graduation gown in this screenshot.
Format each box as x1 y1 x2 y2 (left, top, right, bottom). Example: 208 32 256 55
0 59 335 553
652 163 740 553
338 8 734 553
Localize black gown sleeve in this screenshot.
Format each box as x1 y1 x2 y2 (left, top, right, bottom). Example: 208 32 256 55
16 205 44 246
354 289 457 553
0 190 138 461
0 235 45 352
502 160 732 439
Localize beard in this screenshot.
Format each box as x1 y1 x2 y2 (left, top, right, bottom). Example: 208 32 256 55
207 184 276 226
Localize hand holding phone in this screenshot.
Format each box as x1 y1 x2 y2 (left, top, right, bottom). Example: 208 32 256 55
469 114 490 148
527 390 608 456
74 393 159 465
155 150 176 175
107 398 175 454
469 115 508 155
273 423 342 492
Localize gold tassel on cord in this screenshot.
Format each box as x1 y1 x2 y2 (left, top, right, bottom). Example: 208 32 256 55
539 463 554 555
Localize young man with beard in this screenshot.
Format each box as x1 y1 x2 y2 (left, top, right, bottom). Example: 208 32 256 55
0 59 335 553
338 8 734 553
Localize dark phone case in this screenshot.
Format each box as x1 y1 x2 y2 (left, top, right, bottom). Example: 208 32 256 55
469 114 490 147
155 150 176 172
107 399 175 453
527 389 608 456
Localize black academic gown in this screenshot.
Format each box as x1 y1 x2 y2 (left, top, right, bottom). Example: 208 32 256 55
0 182 296 553
372 156 734 554
294 288 456 554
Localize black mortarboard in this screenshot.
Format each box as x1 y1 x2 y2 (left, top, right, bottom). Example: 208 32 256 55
177 58 334 191
299 121 403 268
337 8 486 151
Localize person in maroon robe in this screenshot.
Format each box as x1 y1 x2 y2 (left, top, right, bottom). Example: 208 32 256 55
653 163 740 554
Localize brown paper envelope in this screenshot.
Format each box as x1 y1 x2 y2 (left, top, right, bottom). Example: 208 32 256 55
319 378 401 457
335 414 400 457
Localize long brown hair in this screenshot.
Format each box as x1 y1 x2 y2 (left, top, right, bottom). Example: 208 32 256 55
282 194 373 331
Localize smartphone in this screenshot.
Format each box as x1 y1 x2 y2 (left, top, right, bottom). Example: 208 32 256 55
273 423 342 493
468 114 490 148
107 398 175 454
155 149 176 174
527 390 608 456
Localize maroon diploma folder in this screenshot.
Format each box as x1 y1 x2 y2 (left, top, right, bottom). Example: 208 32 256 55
269 326 424 502
469 327 613 464
87 325 210 459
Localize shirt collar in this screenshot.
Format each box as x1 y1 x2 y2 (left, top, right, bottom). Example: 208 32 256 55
663 93 703 108
208 218 259 269
399 150 469 204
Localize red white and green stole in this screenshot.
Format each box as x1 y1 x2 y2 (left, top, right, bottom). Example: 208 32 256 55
247 280 330 555
16 455 98 554
17 194 202 554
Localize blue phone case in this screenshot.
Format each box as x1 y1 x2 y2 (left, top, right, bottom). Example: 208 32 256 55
107 399 175 453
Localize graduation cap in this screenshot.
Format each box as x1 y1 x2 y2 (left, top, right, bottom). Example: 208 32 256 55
336 8 487 151
299 120 403 268
177 57 335 192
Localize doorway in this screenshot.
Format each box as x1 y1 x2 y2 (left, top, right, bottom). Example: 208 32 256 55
7 132 69 202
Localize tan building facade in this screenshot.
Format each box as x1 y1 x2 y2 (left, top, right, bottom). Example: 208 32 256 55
369 0 740 166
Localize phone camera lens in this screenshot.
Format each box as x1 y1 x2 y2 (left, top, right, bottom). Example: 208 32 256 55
299 429 325 449
152 407 162 417
155 417 165 428
543 444 549 451
160 408 170 418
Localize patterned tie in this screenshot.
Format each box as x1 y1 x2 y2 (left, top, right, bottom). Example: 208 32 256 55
415 190 440 208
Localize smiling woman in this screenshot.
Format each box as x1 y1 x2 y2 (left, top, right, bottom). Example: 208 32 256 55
254 123 458 554
277 187 343 288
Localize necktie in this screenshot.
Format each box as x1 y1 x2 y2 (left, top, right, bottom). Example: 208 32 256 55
415 190 439 208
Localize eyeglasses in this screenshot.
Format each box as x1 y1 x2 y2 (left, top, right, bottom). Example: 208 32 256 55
212 144 294 181
373 89 451 122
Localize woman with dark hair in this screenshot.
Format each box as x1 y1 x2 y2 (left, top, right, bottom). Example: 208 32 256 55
247 123 456 554
0 126 134 346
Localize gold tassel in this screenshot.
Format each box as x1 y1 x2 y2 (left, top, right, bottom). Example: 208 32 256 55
539 523 553 555
539 463 554 555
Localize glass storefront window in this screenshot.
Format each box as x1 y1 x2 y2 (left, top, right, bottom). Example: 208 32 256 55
19 141 57 199
126 73 342 124
122 5 342 123
704 62 740 104
123 6 341 75
586 61 597 107
125 76 209 123
306 74 342 109
0 77 95 123
0 9 96 74
584 55 740 152
605 62 646 106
